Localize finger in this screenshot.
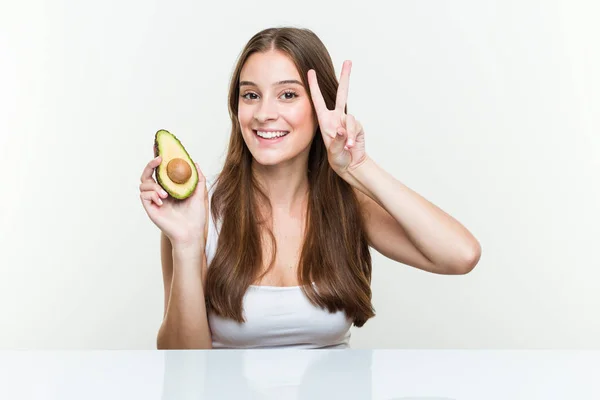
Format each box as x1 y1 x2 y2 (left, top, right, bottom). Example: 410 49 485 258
307 69 328 116
194 162 206 190
141 156 162 183
355 120 363 134
355 120 364 144
140 190 163 206
195 162 205 182
335 60 352 112
329 128 347 155
191 162 207 199
139 181 169 198
345 114 357 148
201 163 209 240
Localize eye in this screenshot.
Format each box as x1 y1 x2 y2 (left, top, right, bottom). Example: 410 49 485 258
280 90 298 100
241 92 259 100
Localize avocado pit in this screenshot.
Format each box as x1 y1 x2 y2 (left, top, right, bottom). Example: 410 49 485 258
166 158 192 184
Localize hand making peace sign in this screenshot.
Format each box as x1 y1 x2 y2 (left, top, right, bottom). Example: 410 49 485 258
307 60 366 174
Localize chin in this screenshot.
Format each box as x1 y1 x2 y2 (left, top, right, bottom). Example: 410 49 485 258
250 152 291 167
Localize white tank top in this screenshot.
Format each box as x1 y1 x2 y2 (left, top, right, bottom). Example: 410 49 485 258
204 180 352 349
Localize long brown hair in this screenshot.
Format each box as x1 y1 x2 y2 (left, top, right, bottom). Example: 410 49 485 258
205 27 375 327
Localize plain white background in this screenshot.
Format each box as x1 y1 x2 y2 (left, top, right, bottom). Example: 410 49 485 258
1 0 598 349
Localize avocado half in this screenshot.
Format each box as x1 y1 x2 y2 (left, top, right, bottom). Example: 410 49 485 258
153 129 199 200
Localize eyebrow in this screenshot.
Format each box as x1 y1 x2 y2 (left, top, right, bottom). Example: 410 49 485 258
239 79 304 87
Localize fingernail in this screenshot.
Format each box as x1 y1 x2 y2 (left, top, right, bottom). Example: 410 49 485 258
348 139 353 146
157 198 163 205
161 189 168 197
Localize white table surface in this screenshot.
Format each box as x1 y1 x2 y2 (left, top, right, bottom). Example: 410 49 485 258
0 350 598 399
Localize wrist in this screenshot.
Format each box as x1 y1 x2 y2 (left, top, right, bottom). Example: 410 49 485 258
347 154 374 178
344 155 376 197
171 238 205 259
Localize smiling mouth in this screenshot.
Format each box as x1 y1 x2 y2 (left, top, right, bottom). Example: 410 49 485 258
253 130 290 139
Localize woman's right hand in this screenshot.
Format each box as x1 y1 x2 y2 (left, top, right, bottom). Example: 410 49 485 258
139 155 208 250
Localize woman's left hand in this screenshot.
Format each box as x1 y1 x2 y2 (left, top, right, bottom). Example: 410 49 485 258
308 60 367 175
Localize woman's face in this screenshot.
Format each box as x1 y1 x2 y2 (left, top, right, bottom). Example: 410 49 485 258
237 50 317 167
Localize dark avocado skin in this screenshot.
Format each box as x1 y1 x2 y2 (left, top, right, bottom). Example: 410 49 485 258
153 129 198 200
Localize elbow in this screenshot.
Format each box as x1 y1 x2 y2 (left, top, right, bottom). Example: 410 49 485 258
436 240 481 275
156 326 173 350
156 327 213 350
428 240 482 275
156 329 168 350
454 240 482 275
156 337 212 350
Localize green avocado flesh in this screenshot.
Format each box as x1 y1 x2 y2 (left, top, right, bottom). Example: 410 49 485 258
153 129 198 200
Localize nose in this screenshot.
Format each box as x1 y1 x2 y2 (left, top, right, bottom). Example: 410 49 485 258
253 97 278 123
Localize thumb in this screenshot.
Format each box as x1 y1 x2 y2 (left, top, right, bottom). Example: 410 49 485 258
196 162 209 240
329 128 347 155
190 162 205 198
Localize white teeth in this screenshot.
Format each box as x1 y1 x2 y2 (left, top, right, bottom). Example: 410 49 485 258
256 130 289 139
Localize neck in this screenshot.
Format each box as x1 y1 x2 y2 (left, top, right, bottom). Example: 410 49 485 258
252 160 309 214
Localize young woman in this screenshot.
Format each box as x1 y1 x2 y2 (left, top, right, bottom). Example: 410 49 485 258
139 27 482 349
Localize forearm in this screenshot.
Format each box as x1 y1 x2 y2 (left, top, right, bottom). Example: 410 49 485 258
157 247 212 349
346 156 481 269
